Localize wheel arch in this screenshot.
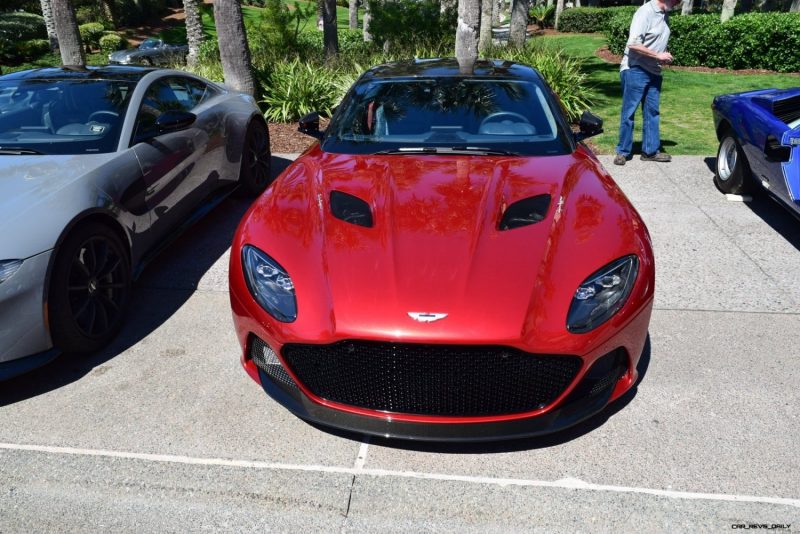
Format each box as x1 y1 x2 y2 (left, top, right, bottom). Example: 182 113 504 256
42 209 132 311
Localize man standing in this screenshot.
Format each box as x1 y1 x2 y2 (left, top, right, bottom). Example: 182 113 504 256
613 0 680 166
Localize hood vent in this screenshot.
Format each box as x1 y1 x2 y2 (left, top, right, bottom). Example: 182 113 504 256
330 191 373 228
499 194 551 231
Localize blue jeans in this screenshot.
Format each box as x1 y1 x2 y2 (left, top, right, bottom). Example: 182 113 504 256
616 66 663 157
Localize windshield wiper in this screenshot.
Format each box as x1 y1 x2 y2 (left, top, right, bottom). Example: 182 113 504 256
373 146 519 156
0 147 45 155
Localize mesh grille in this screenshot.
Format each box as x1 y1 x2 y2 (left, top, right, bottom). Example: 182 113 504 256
250 337 298 392
281 341 582 417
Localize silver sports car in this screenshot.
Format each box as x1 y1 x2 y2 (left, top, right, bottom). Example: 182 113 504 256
109 38 189 66
0 66 272 379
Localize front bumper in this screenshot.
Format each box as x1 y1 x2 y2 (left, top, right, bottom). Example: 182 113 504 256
0 250 54 375
254 362 619 442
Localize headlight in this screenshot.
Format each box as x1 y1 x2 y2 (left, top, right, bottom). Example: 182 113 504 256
567 255 638 333
242 245 297 322
0 259 22 285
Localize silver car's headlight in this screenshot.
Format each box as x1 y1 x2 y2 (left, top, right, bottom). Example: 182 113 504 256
567 255 638 333
242 245 297 322
0 259 22 285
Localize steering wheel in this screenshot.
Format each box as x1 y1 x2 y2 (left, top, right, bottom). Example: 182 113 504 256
479 112 530 128
87 110 119 123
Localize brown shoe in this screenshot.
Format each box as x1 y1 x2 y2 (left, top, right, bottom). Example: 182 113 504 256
640 151 672 162
613 154 627 166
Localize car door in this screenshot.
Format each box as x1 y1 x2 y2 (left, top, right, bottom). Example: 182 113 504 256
130 76 211 249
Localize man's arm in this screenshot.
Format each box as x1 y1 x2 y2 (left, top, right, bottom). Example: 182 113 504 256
628 43 673 63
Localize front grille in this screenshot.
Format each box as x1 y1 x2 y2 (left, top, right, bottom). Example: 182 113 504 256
281 341 582 417
250 337 298 392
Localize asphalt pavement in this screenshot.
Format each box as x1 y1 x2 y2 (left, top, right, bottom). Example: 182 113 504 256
1 154 798 532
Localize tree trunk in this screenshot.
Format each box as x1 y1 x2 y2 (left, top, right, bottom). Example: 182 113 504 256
363 0 372 41
441 0 457 14
40 0 58 51
456 0 480 68
493 0 502 24
546 0 552 7
478 0 493 53
681 0 693 14
52 0 84 66
720 0 736 21
323 0 339 58
184 0 203 68
508 0 529 47
791 0 799 12
99 0 115 25
349 0 358 29
554 0 564 30
317 0 324 30
214 0 256 96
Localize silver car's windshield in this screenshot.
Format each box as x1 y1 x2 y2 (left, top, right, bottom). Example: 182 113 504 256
0 79 135 155
140 39 161 49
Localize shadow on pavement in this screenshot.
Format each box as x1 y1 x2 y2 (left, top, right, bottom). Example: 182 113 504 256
316 335 653 453
703 156 800 252
0 155 295 407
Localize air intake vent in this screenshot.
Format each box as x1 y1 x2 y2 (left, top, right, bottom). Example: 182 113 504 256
772 95 800 125
330 191 373 228
499 194 550 231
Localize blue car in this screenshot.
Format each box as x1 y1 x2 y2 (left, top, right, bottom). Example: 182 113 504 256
711 88 800 216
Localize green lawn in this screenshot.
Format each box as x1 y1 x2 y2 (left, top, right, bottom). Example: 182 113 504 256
539 33 800 155
158 2 360 44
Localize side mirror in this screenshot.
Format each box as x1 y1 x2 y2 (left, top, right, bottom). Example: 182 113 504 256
156 109 196 133
299 111 323 139
576 111 603 141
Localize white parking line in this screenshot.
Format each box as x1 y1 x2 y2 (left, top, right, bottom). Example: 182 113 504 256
1 442 798 509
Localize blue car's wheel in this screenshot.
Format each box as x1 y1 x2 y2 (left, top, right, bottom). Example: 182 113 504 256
714 134 751 195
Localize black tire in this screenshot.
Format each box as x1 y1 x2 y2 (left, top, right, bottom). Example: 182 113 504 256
140 57 153 66
49 223 131 354
238 119 272 197
714 134 752 195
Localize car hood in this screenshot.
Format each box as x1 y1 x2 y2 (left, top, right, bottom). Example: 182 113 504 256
237 147 653 348
0 153 117 258
109 49 141 61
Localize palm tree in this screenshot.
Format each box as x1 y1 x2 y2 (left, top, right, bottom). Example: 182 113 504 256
508 0 529 48
554 0 564 30
40 0 58 51
363 0 372 41
349 0 358 29
214 0 256 96
720 0 736 20
790 0 799 12
456 0 480 70
184 0 204 68
681 0 693 14
323 0 339 57
478 0 493 54
99 0 115 26
52 0 84 66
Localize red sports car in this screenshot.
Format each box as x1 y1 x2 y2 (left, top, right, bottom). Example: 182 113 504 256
229 59 655 441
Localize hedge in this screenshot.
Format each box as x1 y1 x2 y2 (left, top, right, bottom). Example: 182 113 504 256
99 33 127 55
79 22 105 51
558 6 636 33
0 11 46 60
605 11 800 72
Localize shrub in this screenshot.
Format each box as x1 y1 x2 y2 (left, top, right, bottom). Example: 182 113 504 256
605 12 800 72
261 59 346 122
529 5 554 30
79 22 105 51
0 12 46 41
485 42 594 121
367 0 455 53
99 33 126 54
17 38 50 58
558 6 637 33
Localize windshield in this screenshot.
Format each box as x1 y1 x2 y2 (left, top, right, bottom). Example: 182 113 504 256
140 39 161 49
0 79 134 155
323 77 572 156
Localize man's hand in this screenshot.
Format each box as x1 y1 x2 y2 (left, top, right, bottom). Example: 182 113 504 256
656 51 674 64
